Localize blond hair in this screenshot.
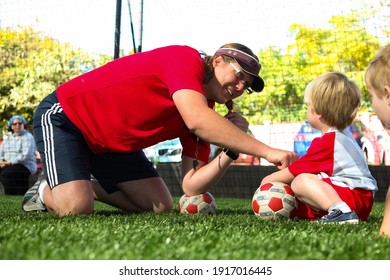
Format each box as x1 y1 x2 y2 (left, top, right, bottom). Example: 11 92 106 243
365 44 390 98
304 72 361 130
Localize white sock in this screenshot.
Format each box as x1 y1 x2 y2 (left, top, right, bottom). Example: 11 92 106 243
328 201 351 213
38 180 47 204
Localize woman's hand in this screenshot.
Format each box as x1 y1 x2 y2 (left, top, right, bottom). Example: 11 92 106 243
264 147 298 169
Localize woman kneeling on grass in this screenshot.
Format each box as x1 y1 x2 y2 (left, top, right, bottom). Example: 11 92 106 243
22 43 298 216
261 72 377 224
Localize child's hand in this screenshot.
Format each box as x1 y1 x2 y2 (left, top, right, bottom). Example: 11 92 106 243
224 111 249 133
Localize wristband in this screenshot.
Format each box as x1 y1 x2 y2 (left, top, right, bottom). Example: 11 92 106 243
223 148 239 160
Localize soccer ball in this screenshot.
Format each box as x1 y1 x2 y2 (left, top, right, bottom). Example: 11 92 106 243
178 192 216 215
252 181 297 220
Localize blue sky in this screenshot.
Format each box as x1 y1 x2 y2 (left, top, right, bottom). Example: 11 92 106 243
0 0 379 56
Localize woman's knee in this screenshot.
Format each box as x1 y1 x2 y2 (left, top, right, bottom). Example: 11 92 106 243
118 177 173 213
51 180 94 215
55 200 94 216
153 196 173 213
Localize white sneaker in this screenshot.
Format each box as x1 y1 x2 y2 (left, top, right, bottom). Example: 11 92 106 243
22 172 47 212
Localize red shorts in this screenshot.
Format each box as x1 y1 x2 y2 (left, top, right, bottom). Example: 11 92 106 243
296 174 374 221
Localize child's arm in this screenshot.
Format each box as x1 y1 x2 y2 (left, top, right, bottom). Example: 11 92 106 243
380 187 390 237
260 168 295 186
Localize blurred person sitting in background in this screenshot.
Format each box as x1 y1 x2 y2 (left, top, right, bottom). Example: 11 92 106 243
0 115 37 195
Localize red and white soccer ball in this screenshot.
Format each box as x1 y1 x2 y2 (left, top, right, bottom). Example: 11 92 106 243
252 181 297 220
178 192 216 215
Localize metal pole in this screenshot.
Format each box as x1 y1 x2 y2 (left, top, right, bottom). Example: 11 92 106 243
114 0 122 59
138 0 143 53
127 0 137 53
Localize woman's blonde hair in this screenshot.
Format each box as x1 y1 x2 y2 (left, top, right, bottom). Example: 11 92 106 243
304 72 361 130
365 44 390 98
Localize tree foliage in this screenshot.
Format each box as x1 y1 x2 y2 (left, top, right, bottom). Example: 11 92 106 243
0 26 111 134
1 6 388 133
216 9 383 124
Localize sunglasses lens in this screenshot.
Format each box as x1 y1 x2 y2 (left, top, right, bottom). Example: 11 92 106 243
236 72 244 80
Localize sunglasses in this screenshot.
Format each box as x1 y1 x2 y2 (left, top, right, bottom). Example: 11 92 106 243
12 122 23 126
229 62 253 93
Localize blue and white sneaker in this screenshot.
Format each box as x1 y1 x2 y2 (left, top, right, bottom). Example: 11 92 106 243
22 172 47 212
318 209 359 224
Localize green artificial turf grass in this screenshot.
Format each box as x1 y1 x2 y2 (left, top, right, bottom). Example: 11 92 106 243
0 195 390 260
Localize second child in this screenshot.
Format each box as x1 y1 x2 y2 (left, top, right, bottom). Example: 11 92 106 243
365 44 390 236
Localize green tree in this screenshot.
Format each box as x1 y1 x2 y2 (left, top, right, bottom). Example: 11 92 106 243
215 10 382 124
0 26 111 134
